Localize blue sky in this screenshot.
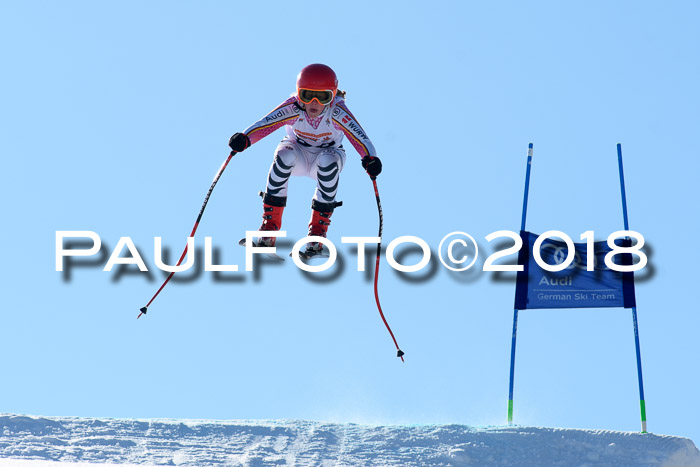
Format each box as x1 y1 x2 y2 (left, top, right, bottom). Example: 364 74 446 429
2 0 699 446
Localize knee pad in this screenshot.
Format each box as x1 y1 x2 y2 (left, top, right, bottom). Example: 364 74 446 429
317 152 342 171
274 147 298 169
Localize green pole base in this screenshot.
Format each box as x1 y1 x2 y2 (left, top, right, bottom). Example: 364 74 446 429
508 400 514 425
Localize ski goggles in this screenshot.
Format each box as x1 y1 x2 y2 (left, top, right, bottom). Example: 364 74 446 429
298 89 334 105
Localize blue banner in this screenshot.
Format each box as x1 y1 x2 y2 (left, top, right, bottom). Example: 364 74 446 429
514 231 636 309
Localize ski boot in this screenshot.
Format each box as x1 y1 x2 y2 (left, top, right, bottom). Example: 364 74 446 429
304 199 342 257
258 192 286 247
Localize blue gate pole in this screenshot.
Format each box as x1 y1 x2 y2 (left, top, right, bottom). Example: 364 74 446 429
520 143 534 232
508 143 533 425
617 143 647 433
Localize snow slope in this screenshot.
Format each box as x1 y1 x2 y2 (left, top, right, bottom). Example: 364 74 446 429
1 414 698 466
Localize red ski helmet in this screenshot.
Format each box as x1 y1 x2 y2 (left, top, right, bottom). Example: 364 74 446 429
296 64 338 102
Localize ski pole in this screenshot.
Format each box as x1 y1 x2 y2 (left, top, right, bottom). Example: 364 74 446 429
138 151 237 318
370 176 404 361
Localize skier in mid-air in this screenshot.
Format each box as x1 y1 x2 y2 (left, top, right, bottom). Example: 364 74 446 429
228 63 382 257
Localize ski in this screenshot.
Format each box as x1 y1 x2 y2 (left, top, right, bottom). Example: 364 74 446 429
238 238 285 262
290 247 330 260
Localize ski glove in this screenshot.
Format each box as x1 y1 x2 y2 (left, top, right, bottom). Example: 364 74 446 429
362 155 382 178
228 132 251 153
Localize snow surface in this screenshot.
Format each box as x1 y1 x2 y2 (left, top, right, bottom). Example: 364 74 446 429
0 414 698 466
